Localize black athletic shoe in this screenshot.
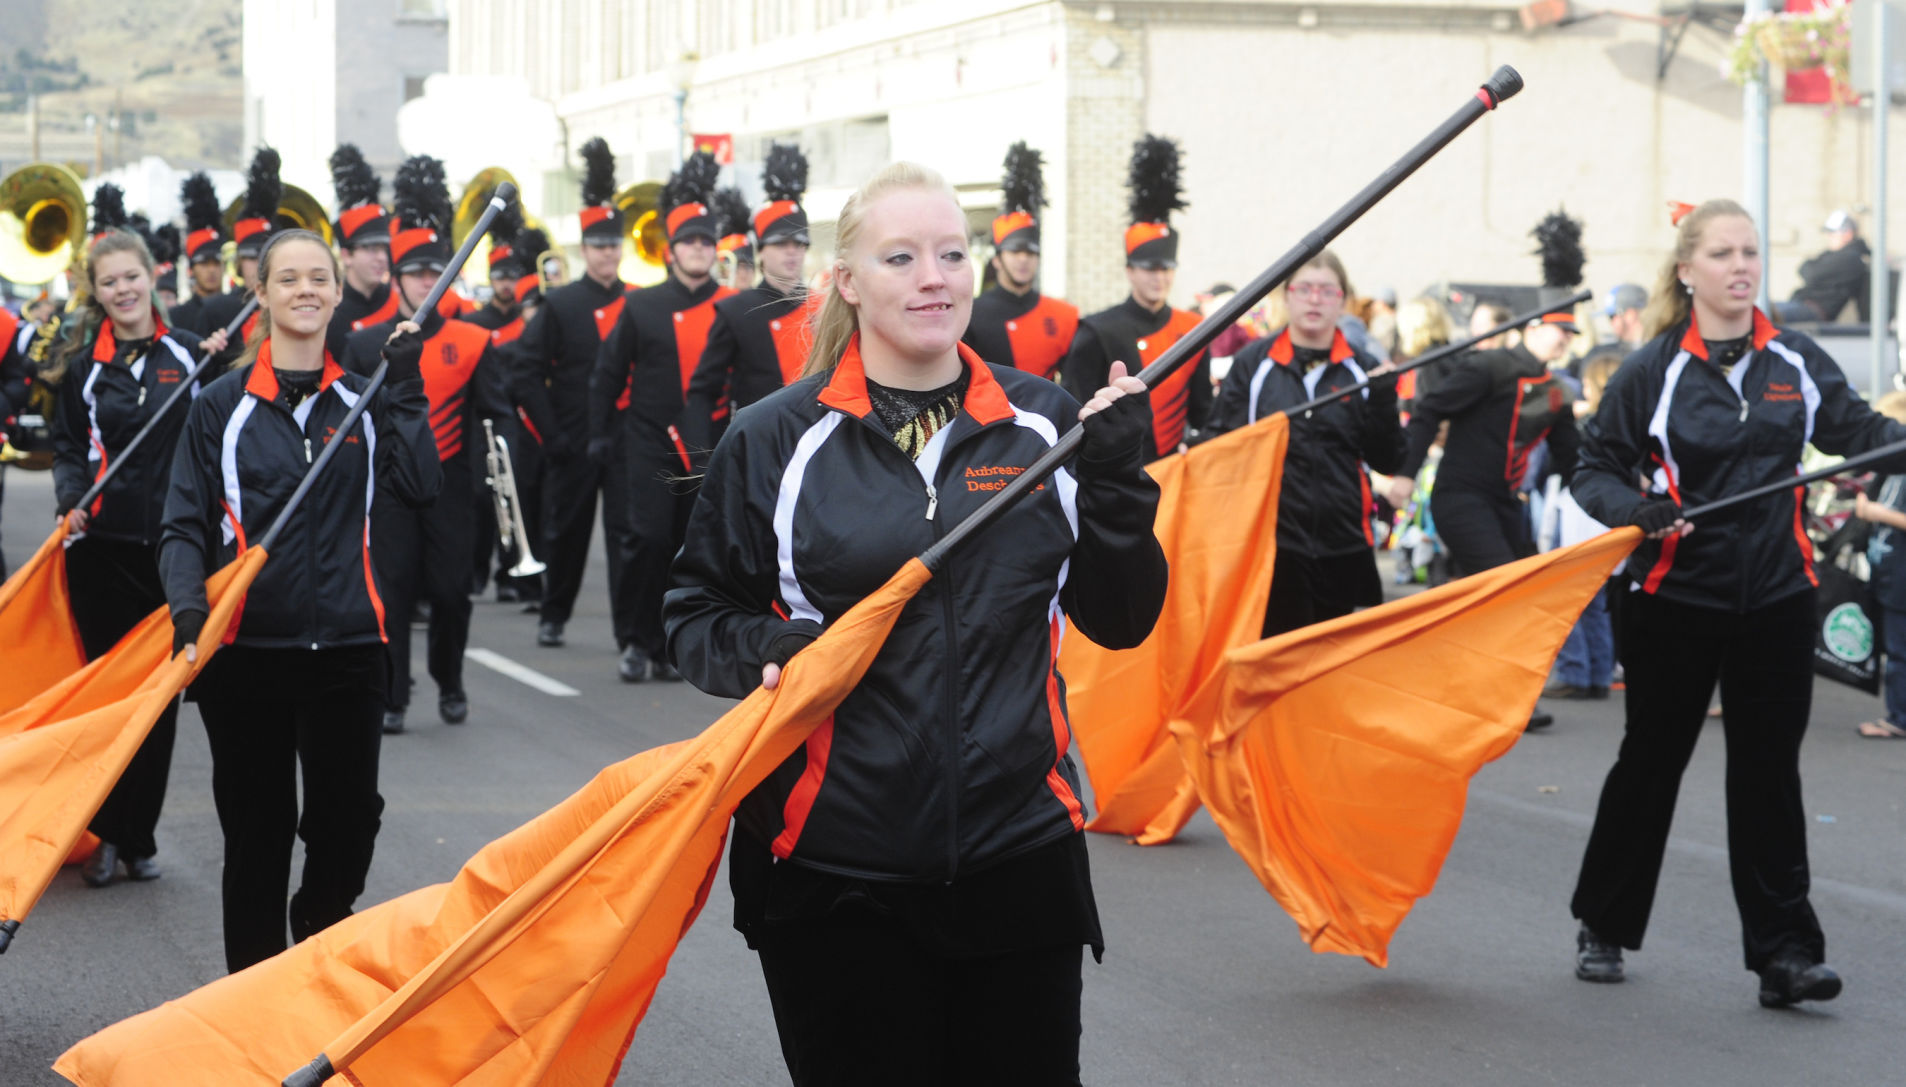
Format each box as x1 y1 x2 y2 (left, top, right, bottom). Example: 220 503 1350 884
382 708 407 735
1575 926 1624 983
1758 952 1842 1008
439 690 469 725
81 842 120 888
1527 709 1556 731
649 657 682 682
618 646 649 683
1542 683 1608 701
123 855 161 881
537 621 564 647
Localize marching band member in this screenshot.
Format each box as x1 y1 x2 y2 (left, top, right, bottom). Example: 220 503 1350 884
591 150 734 681
682 142 815 456
49 203 228 887
1566 199 1906 1006
342 156 506 734
159 227 438 972
325 144 392 355
166 172 227 335
666 161 1166 1085
713 186 756 291
963 142 1078 382
1203 251 1403 636
1063 134 1210 460
193 147 282 367
505 136 634 649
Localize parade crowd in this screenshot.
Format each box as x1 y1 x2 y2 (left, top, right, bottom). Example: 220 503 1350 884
2 126 1899 1084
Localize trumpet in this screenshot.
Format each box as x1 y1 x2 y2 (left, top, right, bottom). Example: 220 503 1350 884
483 419 546 579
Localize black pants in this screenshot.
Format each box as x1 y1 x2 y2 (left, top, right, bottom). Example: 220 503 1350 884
755 910 1084 1087
370 458 473 708
1261 549 1380 639
538 434 635 633
1571 587 1824 972
618 425 698 658
195 644 387 973
1431 486 1532 577
66 535 176 861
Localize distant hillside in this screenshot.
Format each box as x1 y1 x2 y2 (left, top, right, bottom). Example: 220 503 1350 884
0 0 242 172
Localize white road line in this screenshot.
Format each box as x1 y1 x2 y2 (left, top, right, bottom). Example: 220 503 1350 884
465 648 581 697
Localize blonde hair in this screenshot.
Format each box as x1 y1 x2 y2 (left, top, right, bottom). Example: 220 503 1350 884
1642 198 1753 341
1395 297 1453 361
235 229 341 370
1874 390 1906 424
46 229 158 385
803 162 963 378
1580 352 1624 416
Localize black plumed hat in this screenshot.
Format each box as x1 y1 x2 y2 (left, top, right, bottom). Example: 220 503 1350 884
578 136 622 242
755 142 810 246
390 154 452 273
993 141 1046 253
1125 134 1186 268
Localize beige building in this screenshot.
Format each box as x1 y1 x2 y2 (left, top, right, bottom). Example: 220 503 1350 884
444 0 1898 316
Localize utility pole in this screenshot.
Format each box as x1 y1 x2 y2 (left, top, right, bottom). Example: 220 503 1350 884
1745 0 1773 313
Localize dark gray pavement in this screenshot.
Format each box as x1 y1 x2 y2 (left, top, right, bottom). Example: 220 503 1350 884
3 464 1905 1085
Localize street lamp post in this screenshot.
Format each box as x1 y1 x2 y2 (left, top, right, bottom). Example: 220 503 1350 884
666 52 700 168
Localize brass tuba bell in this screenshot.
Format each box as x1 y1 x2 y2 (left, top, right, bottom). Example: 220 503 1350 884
454 167 547 282
0 162 86 285
613 180 667 286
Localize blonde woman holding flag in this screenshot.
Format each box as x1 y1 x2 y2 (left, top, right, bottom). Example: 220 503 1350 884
665 162 1167 1084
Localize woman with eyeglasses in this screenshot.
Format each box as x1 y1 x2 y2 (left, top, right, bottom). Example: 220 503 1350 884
1204 251 1403 636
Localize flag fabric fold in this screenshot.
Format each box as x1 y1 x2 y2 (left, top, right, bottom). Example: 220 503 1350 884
55 557 933 1087
1168 528 1640 967
1059 416 1287 844
0 548 268 934
0 524 87 712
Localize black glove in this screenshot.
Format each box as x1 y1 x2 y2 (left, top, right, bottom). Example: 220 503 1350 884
587 436 614 468
380 325 425 386
764 621 822 668
1079 384 1152 464
172 608 207 657
1632 497 1682 533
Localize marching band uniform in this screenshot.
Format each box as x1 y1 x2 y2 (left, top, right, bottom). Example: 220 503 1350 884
682 146 816 457
504 136 632 648
325 144 393 359
1063 135 1209 461
963 143 1079 382
591 153 735 680
462 223 546 605
167 173 226 336
342 157 508 734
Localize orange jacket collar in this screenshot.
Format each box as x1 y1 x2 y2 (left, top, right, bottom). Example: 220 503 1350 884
245 339 345 401
819 335 1011 426
1266 326 1353 366
1680 306 1776 360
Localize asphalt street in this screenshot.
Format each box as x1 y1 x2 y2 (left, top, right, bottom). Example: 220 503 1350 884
3 464 1906 1086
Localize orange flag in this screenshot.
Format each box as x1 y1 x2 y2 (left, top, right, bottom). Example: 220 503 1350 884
0 549 267 938
1059 416 1287 844
0 524 86 711
1168 528 1640 967
56 558 933 1087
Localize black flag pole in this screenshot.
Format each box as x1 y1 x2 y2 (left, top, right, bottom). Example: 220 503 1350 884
255 182 516 555
920 65 1525 571
1681 438 1906 521
1279 288 1592 419
69 297 259 517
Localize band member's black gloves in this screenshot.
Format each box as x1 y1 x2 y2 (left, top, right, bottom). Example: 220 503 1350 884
380 325 425 386
1080 384 1151 465
172 609 207 658
1632 497 1682 534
